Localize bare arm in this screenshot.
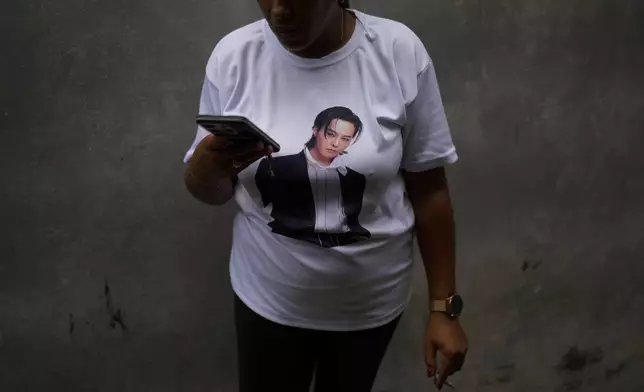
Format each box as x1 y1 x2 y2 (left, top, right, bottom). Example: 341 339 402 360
184 135 235 205
184 134 269 206
403 166 455 301
184 169 235 206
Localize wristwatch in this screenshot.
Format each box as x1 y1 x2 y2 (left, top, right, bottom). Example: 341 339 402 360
430 294 464 317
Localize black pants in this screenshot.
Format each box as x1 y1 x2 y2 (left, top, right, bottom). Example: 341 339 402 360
234 295 402 392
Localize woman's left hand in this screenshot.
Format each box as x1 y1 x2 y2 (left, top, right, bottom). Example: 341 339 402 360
425 312 468 390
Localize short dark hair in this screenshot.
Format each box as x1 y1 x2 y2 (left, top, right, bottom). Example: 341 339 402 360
339 0 350 9
306 106 363 149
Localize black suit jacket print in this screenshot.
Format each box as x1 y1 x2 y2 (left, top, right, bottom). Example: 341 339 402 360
255 150 371 247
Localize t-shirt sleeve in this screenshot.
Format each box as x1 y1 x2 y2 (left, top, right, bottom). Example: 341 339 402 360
183 76 221 163
400 60 458 172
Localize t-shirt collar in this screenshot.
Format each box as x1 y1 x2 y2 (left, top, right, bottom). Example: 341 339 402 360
263 10 366 69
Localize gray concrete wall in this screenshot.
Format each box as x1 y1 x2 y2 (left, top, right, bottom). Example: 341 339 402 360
1 0 642 391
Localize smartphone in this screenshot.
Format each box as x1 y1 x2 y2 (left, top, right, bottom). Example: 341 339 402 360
196 115 281 153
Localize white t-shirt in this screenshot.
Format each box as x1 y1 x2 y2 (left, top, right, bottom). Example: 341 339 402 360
184 10 458 331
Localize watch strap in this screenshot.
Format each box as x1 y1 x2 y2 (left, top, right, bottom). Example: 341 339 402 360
430 294 463 316
431 298 449 312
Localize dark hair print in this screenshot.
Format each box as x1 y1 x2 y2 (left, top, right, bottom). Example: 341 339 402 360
306 106 363 149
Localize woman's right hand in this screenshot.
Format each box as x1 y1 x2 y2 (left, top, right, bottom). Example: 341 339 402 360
189 134 272 181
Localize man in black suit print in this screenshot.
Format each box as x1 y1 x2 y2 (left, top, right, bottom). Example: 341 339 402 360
255 106 371 248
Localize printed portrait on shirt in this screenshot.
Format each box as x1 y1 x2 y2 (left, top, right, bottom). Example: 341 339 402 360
255 106 371 248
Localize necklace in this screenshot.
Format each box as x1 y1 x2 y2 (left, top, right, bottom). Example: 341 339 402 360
340 8 345 44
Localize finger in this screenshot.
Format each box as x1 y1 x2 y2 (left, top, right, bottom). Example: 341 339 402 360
451 351 466 372
204 134 231 150
222 141 263 156
234 146 271 161
230 150 270 171
208 137 264 155
425 340 438 378
234 147 271 164
436 352 456 390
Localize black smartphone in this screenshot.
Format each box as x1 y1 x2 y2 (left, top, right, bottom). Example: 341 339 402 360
196 115 281 153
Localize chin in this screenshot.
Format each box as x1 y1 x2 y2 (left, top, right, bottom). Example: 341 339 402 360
323 154 339 161
276 35 310 52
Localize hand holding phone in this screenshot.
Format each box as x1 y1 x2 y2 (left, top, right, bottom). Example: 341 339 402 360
188 133 272 183
196 115 281 153
194 114 279 178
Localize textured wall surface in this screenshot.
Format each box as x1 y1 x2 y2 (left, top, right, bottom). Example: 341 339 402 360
1 0 643 391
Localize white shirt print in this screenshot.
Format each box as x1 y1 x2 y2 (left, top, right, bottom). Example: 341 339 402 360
304 148 350 234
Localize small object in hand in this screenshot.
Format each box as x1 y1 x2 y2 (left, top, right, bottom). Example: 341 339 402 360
435 373 455 389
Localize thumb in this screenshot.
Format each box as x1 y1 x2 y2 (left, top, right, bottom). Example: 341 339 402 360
425 338 438 377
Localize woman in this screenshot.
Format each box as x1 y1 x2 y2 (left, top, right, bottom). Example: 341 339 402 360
183 1 468 391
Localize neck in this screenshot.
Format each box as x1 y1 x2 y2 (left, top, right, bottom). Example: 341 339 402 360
293 8 355 59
